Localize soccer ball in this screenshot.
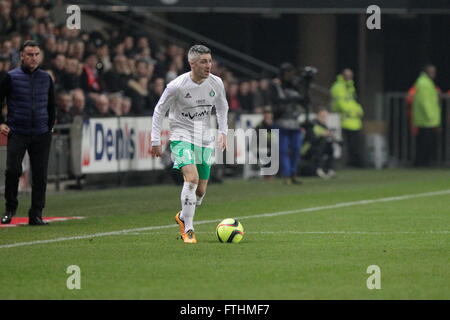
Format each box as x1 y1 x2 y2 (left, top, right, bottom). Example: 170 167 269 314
216 218 244 243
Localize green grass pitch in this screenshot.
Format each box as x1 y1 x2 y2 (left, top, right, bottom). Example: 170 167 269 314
0 168 449 299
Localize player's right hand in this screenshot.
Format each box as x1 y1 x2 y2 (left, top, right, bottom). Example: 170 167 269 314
0 124 10 136
151 145 162 157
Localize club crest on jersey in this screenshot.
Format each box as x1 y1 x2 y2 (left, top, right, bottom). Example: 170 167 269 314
209 89 215 97
185 92 192 98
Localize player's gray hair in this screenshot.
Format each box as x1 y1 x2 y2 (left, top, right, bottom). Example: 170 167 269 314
188 44 211 63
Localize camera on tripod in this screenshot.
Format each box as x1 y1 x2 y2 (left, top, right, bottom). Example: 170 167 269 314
277 63 318 122
300 66 318 83
295 66 318 122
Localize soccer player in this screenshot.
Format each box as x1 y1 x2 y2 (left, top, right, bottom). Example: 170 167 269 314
150 45 229 244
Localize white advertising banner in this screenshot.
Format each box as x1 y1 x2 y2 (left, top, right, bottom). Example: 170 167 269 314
80 117 170 174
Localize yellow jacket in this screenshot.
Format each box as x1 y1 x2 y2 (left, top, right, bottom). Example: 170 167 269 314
330 75 364 131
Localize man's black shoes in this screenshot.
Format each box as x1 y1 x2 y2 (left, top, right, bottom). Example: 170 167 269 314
28 209 49 226
1 211 16 224
29 217 49 226
1 211 49 225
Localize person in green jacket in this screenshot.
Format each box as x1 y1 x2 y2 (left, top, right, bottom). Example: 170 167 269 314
330 69 364 167
412 64 441 166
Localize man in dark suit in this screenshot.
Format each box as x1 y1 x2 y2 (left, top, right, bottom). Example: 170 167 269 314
0 40 56 225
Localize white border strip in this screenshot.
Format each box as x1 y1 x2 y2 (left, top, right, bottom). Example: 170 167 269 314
1 189 449 249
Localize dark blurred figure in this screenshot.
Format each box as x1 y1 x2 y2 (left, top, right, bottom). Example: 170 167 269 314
270 63 304 184
60 58 81 91
121 96 133 116
50 53 65 84
310 108 336 179
109 93 123 116
70 89 88 119
96 43 112 73
92 94 111 117
56 91 73 125
0 55 11 80
123 35 136 58
80 53 101 93
102 54 132 93
55 38 69 55
148 77 165 110
412 64 441 167
42 36 57 68
68 39 85 62
9 33 21 67
126 58 153 115
226 81 241 113
127 76 151 115
238 80 253 113
250 79 270 113
255 107 275 180
0 0 14 34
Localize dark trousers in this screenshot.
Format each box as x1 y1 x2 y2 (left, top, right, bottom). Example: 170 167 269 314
343 129 364 167
414 128 437 167
279 128 302 177
313 140 334 172
4 132 52 217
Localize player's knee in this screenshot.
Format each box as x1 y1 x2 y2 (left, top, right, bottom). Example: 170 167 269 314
182 165 199 185
185 174 199 185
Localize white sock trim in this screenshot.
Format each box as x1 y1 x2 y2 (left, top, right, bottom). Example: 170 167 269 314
196 193 206 207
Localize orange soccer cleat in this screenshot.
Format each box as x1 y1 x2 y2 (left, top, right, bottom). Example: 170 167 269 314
175 211 185 235
181 229 197 244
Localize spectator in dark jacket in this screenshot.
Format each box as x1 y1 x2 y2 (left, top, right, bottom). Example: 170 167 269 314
60 58 81 90
50 53 65 84
80 53 101 93
226 82 241 113
109 93 123 116
121 96 133 116
251 79 271 113
238 80 254 113
92 94 112 117
0 0 14 34
102 54 132 93
127 76 152 115
148 77 165 110
56 90 73 125
70 88 89 119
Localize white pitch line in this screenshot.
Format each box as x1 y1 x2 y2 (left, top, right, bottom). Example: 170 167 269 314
249 230 450 235
1 189 449 249
118 230 450 236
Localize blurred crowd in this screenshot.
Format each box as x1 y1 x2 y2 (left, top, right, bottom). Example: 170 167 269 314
0 0 273 126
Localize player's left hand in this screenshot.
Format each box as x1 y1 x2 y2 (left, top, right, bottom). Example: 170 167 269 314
218 133 227 151
150 145 162 157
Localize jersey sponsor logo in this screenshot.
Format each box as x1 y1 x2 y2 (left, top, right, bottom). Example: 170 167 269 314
181 110 210 120
184 92 192 98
